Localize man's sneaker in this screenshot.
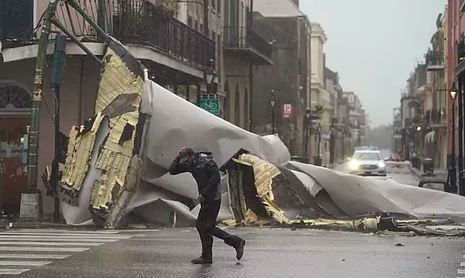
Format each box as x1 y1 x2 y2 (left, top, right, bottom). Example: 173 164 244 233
191 257 212 264
235 239 246 260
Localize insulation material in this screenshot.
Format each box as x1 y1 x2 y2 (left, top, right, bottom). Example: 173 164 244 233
59 43 145 225
94 49 144 114
59 113 105 203
60 117 111 225
234 154 289 224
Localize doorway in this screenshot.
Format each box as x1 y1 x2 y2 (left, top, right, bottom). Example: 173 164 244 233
0 82 31 215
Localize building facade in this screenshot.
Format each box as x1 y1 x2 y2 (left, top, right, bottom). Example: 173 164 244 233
0 0 271 216
251 0 310 157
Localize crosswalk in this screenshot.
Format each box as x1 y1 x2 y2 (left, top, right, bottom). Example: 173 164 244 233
0 229 132 275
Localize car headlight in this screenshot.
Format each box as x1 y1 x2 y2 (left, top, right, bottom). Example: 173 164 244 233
349 160 360 170
378 161 386 168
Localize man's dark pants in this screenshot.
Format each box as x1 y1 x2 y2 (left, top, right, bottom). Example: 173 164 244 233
196 199 240 260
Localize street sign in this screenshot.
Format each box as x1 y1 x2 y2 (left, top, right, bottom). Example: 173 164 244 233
283 104 292 118
199 98 220 116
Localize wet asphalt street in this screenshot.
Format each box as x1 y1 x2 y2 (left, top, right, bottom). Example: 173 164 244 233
2 228 464 278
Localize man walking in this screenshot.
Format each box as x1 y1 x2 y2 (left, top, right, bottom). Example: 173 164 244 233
169 147 246 264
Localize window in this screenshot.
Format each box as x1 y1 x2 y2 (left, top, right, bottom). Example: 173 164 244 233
187 16 193 28
0 84 32 109
353 152 381 161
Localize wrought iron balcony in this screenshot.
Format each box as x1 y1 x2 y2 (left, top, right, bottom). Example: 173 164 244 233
112 3 214 69
223 26 272 65
2 0 214 70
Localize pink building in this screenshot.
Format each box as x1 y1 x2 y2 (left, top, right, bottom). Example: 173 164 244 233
447 0 465 192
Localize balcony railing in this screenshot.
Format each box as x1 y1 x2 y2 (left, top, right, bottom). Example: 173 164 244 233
223 26 272 64
112 3 214 69
3 0 214 70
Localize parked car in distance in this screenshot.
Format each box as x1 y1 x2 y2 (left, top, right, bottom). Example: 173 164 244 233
348 150 387 176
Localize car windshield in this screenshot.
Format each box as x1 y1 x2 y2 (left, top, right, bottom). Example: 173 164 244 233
353 152 381 161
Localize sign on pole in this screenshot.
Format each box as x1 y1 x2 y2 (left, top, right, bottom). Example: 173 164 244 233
282 104 292 118
199 98 220 116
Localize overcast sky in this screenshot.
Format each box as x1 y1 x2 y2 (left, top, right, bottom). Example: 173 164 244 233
300 0 446 127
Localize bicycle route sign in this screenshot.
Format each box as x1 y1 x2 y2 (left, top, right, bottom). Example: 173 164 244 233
199 98 220 116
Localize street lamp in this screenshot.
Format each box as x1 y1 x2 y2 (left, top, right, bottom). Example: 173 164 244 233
315 123 322 166
449 82 458 193
203 59 217 95
304 108 311 157
270 90 277 134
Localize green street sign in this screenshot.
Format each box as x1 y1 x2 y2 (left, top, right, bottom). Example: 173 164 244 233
199 98 220 116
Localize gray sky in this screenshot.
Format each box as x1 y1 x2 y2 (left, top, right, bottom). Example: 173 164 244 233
300 0 446 127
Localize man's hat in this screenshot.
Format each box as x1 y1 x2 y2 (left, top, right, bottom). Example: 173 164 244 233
179 147 195 163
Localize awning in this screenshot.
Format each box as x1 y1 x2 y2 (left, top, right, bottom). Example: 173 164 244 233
425 130 436 143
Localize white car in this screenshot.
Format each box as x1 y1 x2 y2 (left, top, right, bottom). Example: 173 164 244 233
348 150 387 176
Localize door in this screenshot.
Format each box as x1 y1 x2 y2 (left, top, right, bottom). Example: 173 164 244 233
0 117 29 215
0 83 32 216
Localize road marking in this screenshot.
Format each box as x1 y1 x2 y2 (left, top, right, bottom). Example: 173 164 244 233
0 236 118 242
115 229 161 233
0 233 130 239
458 268 465 275
5 229 119 234
0 261 52 266
0 254 70 259
0 230 132 276
0 246 89 252
461 262 465 267
0 269 29 275
0 241 104 246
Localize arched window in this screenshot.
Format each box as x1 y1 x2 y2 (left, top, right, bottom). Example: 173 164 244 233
0 84 32 110
234 84 240 126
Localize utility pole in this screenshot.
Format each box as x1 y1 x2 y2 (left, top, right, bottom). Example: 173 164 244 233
50 34 67 222
20 0 106 219
20 0 60 219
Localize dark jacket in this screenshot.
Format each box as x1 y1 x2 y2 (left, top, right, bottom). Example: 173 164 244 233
169 154 222 201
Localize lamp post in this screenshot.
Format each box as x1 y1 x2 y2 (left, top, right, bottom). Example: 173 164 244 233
316 123 322 166
304 108 311 157
203 59 217 96
270 90 277 134
458 81 465 196
449 83 458 193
